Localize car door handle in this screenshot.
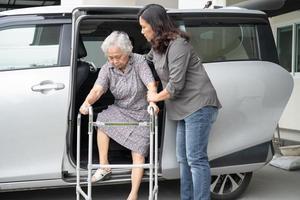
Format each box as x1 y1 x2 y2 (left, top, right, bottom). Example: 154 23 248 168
31 80 65 93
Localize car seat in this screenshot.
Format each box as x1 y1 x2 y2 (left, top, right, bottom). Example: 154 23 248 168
76 36 91 92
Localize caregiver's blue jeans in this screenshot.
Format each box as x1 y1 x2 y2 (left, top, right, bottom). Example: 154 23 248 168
176 106 218 200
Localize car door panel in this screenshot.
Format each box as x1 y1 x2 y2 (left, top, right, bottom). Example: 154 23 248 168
0 19 71 183
0 67 70 182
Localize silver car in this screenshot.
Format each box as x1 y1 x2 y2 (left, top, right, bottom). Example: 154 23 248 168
0 5 293 200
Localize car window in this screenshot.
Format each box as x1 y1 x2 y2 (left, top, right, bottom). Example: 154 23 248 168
178 21 259 63
0 24 61 71
79 19 149 69
82 36 106 68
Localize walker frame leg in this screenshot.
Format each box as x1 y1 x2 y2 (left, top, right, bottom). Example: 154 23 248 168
75 106 159 200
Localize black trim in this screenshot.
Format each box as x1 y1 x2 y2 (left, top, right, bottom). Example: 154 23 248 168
169 9 269 25
0 15 71 27
169 12 268 22
58 24 71 66
257 23 279 64
267 0 300 17
0 0 60 11
231 0 285 11
231 0 300 17
173 16 269 25
74 7 140 16
210 141 273 168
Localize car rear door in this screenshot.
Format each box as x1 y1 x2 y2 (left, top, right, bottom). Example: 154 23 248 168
0 15 72 183
161 10 293 177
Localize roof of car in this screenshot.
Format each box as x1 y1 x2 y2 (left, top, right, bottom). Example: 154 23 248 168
0 5 266 17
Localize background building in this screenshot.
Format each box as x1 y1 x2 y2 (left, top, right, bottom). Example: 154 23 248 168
268 4 300 143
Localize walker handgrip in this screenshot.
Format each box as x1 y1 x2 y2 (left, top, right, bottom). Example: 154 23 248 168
147 105 155 116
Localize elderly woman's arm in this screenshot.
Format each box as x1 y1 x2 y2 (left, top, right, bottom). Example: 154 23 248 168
80 85 105 115
147 81 157 93
147 88 171 102
146 82 160 114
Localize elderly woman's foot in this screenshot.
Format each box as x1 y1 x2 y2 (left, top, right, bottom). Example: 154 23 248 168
127 192 138 200
91 168 112 183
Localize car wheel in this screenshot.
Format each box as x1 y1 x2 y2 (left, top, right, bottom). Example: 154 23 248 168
211 172 252 200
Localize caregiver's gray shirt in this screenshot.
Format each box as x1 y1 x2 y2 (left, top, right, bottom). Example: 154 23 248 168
147 37 221 120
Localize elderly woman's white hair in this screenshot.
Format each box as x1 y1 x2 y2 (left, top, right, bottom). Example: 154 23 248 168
101 31 133 55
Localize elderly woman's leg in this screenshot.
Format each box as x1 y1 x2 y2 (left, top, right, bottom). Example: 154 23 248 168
127 151 145 200
98 129 110 165
92 129 111 182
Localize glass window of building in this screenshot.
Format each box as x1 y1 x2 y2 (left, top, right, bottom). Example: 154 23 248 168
277 26 293 72
296 24 300 73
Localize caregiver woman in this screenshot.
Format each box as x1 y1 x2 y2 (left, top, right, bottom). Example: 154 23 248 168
138 4 222 200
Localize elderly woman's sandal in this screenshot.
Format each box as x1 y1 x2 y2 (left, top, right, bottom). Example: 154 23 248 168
91 168 112 183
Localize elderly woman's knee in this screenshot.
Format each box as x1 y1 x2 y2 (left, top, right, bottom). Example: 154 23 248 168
132 152 145 164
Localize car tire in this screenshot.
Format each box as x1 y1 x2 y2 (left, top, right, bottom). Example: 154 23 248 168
211 172 253 200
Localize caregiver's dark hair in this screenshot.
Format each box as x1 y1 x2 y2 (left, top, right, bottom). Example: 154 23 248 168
138 4 189 54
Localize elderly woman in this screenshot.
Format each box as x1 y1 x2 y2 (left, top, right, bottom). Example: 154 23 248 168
79 31 158 200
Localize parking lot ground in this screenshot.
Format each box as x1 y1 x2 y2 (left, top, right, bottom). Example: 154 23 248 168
0 164 300 200
240 164 300 200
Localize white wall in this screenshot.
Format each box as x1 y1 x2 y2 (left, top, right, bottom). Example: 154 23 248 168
178 0 225 9
61 0 229 8
135 0 178 8
61 0 178 8
269 11 300 141
62 0 135 6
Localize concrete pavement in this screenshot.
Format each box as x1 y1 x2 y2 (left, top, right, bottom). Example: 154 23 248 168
240 164 300 200
0 164 300 199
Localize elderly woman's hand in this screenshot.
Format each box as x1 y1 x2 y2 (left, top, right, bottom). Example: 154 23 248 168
148 102 159 115
79 102 91 115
